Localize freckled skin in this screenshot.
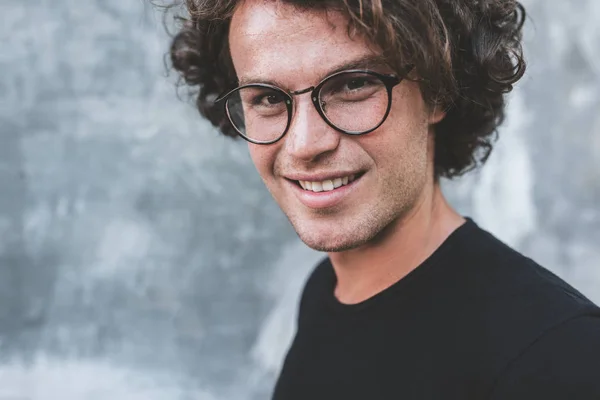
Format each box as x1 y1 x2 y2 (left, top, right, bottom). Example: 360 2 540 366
229 1 446 253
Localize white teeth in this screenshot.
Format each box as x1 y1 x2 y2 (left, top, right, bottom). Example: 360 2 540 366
298 175 356 193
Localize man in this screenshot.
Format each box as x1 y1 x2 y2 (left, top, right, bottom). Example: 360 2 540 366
168 0 600 398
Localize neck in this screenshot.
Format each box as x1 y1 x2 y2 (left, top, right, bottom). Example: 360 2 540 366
327 182 465 304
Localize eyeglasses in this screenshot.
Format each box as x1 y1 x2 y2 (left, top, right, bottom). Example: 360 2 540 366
215 67 413 145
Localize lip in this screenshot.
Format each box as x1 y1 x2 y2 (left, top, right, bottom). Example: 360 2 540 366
287 173 364 209
284 171 361 182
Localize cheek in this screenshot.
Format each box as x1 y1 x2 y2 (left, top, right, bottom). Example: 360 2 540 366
362 106 428 156
248 143 277 181
357 89 430 173
384 86 430 151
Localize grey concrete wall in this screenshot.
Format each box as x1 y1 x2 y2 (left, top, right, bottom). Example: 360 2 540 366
0 0 598 398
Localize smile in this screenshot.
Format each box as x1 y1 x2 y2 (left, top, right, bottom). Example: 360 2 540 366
298 175 357 192
287 172 365 209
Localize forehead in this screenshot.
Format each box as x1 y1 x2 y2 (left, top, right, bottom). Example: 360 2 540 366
229 0 380 87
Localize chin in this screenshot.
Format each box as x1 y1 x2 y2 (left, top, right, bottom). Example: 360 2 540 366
287 199 413 253
299 234 366 253
292 219 373 253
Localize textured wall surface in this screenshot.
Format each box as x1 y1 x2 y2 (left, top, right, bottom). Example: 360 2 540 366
0 0 599 399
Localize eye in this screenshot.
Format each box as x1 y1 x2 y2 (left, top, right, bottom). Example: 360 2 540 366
253 92 286 106
337 76 377 93
345 77 371 91
324 73 380 96
320 72 384 103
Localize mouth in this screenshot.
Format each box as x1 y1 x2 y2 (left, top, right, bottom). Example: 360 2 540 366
285 171 366 209
292 173 362 193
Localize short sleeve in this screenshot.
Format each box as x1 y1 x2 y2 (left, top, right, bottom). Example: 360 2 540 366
490 315 600 400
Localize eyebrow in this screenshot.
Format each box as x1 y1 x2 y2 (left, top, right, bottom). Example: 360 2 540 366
237 54 391 88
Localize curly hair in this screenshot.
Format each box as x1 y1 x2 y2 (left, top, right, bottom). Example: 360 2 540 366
168 0 526 179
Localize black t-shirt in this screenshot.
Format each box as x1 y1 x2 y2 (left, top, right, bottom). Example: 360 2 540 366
272 219 600 399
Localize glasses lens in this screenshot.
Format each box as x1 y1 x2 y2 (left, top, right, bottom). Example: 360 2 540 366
226 86 290 143
319 72 389 133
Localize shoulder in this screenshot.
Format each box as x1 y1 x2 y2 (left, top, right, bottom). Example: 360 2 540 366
446 220 600 384
453 219 595 313
296 257 333 324
300 257 332 297
489 314 600 399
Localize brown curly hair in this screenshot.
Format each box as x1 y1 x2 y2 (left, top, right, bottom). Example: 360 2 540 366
168 0 526 178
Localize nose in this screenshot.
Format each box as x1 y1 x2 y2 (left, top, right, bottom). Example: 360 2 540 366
283 95 342 162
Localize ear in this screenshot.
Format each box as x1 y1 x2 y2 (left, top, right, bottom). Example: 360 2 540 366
428 103 446 125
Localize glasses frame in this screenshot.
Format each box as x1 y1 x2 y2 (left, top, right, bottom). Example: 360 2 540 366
215 66 414 145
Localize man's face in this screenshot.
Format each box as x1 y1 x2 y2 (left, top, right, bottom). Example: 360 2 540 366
229 1 441 252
